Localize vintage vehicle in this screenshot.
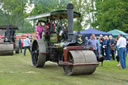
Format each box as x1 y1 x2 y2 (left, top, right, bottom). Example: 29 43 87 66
27 3 99 75
16 33 36 47
0 25 19 55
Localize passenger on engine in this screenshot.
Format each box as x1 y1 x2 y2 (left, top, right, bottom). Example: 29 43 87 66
35 21 45 39
45 22 56 34
45 21 56 41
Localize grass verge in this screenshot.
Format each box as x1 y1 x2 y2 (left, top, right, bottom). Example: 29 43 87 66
0 51 128 85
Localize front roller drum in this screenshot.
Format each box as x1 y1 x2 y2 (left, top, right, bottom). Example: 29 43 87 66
0 51 13 55
0 43 14 55
63 50 98 75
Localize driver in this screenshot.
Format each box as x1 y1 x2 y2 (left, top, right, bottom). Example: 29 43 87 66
35 20 45 39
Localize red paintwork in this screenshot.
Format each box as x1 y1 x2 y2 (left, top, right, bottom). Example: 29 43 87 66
40 52 48 55
64 46 85 62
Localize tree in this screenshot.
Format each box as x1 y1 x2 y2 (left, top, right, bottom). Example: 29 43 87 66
0 10 7 25
92 0 128 32
0 0 30 32
72 0 93 31
29 0 70 16
18 21 34 33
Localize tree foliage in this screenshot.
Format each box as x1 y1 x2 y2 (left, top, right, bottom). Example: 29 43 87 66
18 21 34 33
1 0 26 25
0 0 33 33
92 0 128 32
29 0 70 16
72 0 93 31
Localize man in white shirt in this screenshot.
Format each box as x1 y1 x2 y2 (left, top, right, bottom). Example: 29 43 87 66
116 34 127 69
23 36 31 56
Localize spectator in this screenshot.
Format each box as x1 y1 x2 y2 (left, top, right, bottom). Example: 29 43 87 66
116 34 127 69
115 46 120 66
126 36 128 52
115 37 120 64
35 21 45 39
109 35 115 60
97 37 101 57
103 36 110 60
84 37 88 46
23 36 31 56
19 39 22 53
88 34 99 58
99 34 105 57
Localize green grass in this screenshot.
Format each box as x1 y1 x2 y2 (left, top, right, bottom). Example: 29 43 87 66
0 50 128 85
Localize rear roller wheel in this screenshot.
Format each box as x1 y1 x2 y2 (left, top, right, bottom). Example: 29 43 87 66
10 51 14 55
15 49 19 54
31 40 46 67
15 39 20 54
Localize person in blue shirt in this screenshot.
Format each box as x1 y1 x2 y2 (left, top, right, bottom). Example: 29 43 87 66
23 36 31 56
103 36 110 60
88 34 99 58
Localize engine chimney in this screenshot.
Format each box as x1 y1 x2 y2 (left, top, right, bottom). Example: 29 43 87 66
67 3 74 41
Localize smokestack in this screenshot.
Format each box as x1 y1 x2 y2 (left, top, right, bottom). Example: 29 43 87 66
67 3 74 41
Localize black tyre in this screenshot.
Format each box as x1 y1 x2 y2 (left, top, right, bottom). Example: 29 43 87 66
16 49 19 54
31 40 46 67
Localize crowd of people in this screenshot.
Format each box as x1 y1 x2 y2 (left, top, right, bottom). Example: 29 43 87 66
84 34 128 69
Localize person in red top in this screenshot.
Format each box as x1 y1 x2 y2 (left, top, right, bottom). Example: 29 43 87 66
45 22 55 33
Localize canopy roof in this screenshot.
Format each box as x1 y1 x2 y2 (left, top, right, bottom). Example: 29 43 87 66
26 10 81 20
0 25 18 30
77 28 111 36
108 29 128 37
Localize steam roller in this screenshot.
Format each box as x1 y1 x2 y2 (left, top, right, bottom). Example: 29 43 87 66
0 25 20 55
31 39 99 75
0 43 14 55
28 3 99 75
